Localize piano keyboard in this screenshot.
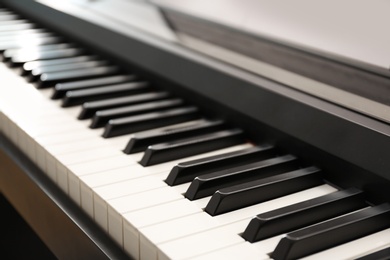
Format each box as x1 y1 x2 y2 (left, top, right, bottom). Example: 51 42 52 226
1 5 389 260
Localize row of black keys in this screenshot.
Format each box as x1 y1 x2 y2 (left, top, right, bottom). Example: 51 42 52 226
1 8 390 260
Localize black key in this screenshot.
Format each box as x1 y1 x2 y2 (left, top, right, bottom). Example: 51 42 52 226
90 98 185 128
11 48 83 66
139 129 246 166
166 145 277 186
242 188 367 242
271 203 390 260
78 91 170 119
22 55 97 75
205 167 324 216
103 106 200 138
39 66 120 89
29 60 108 81
355 247 390 260
62 81 149 107
53 74 136 99
185 155 300 200
124 119 226 154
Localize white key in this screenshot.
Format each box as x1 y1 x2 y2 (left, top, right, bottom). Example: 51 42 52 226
158 220 248 260
187 242 270 260
108 187 183 246
67 155 136 204
94 176 167 231
123 199 202 259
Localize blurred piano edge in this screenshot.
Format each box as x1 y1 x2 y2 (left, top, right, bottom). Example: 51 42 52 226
0 0 389 259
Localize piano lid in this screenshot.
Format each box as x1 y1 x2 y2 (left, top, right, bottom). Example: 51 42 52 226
37 0 390 123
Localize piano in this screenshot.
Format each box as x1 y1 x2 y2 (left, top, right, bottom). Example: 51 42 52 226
0 0 389 259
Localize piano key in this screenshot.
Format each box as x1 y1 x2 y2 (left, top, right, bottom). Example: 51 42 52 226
34 130 103 172
3 43 73 59
30 60 109 81
355 246 390 260
0 19 29 26
138 185 336 260
53 74 137 100
78 91 170 119
94 176 169 230
68 155 139 202
123 199 202 258
159 220 250 260
188 242 269 260
39 66 121 89
165 145 276 186
302 230 390 260
271 203 390 260
107 187 183 245
140 129 246 166
242 187 367 242
0 30 47 38
0 29 51 42
55 146 123 167
205 166 324 216
0 36 61 52
0 23 35 32
90 98 185 128
62 81 149 107
11 47 84 65
0 14 17 21
0 9 13 15
0 28 46 38
124 119 226 154
185 154 300 200
22 55 97 74
102 106 200 138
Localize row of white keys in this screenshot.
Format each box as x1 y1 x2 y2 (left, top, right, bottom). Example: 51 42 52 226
0 77 121 189
90 144 252 231
0 64 252 208
0 79 342 260
131 184 337 260
0 64 152 206
1 57 280 260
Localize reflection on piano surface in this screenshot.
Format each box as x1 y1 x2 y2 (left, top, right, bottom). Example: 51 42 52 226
0 0 389 259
